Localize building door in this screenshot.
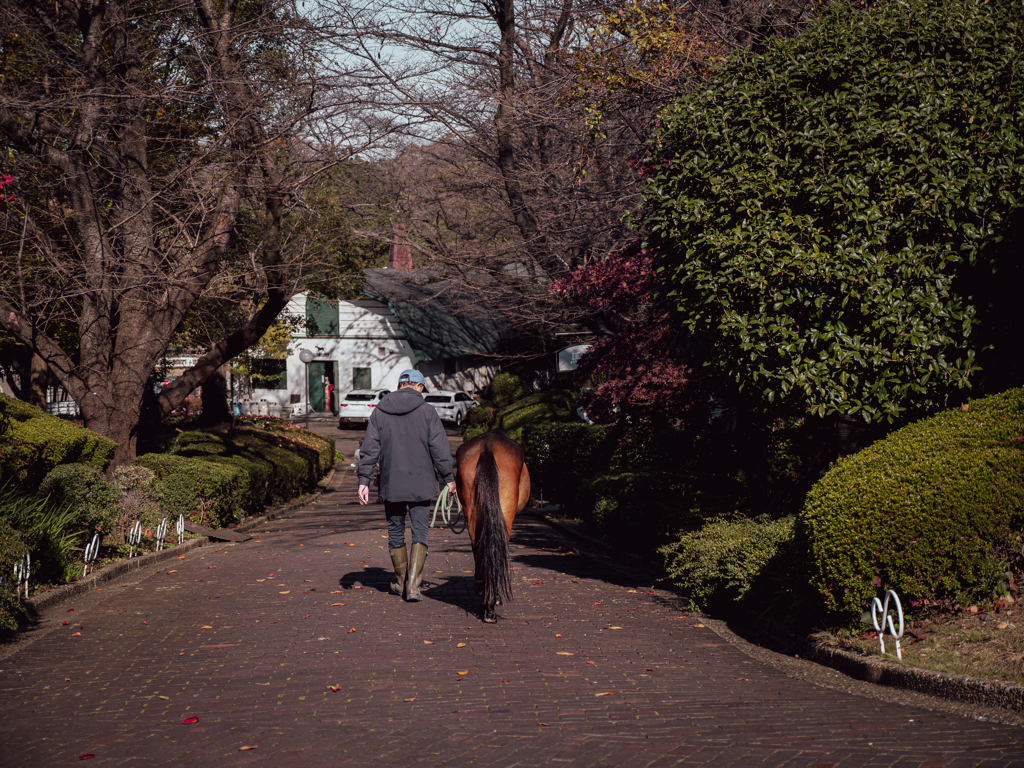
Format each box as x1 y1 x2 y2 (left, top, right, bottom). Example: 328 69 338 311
308 361 327 412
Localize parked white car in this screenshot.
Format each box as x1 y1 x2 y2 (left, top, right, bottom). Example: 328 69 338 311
338 389 390 428
424 390 478 427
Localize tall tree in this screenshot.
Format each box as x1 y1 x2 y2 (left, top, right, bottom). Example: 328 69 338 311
0 0 383 467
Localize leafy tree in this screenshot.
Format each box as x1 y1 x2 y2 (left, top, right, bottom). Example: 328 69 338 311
641 0 1024 424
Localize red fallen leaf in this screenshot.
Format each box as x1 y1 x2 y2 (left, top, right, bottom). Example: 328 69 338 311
182 716 199 724
197 579 204 582
302 615 310 619
328 684 341 692
268 573 275 577
554 634 562 638
347 628 356 633
79 754 96 760
537 722 549 727
142 621 148 625
67 608 75 613
62 621 69 626
178 555 186 559
594 602 603 605
353 586 363 590
71 632 82 637
208 566 217 569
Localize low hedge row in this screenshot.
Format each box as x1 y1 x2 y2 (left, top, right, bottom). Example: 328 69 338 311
0 393 116 489
661 515 796 613
796 388 1024 625
521 422 613 505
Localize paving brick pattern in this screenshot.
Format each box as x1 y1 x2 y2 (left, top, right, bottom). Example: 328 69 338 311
2 437 1024 766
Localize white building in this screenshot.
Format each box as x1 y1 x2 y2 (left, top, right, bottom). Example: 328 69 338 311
248 268 505 415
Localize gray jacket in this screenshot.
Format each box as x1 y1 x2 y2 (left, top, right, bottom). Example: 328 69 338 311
356 387 454 502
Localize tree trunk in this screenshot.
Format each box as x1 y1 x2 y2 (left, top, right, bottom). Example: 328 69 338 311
200 364 232 426
28 353 48 408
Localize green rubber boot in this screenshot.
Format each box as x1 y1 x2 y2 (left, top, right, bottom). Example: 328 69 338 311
405 543 428 602
389 546 408 596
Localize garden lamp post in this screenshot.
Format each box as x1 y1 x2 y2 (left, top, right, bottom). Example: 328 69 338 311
299 348 314 428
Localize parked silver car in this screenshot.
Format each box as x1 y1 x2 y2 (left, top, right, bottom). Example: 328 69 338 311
423 390 478 427
338 389 390 428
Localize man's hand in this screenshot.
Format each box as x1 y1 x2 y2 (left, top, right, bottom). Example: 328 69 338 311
358 485 369 505
447 481 457 494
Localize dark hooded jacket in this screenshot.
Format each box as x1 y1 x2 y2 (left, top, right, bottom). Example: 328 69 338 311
356 387 454 502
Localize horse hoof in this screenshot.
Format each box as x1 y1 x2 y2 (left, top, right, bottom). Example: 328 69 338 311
483 615 497 624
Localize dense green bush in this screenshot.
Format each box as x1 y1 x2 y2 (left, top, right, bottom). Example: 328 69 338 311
136 453 251 528
0 514 27 631
0 479 81 588
643 0 1024 422
111 465 161 543
522 422 612 505
661 516 795 612
488 373 528 405
796 388 1024 625
39 464 118 538
0 393 116 490
137 422 334 527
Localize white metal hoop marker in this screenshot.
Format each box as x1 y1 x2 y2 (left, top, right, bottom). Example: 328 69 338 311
176 514 185 546
871 589 905 660
14 552 30 601
155 518 168 551
83 533 100 577
128 520 143 558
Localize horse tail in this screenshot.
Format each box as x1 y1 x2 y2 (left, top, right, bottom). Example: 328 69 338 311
474 444 513 607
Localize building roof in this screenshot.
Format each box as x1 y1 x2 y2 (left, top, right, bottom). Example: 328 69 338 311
363 269 507 361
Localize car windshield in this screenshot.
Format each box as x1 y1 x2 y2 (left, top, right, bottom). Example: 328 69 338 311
424 395 452 403
345 394 376 402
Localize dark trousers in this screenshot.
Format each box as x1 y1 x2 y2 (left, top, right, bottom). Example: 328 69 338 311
384 501 431 548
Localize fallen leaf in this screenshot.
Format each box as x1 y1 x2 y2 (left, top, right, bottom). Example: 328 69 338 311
423 640 434 644
353 586 363 590
456 642 466 648
331 603 345 606
404 696 417 702
208 566 216 569
239 745 258 751
595 692 614 697
328 684 341 692
64 677 71 681
586 661 596 665
627 589 637 593
182 716 199 724
331 590 344 594
457 670 468 675
607 626 623 630
537 722 549 727
996 622 1010 630
554 634 562 638
279 591 291 595
71 632 81 637
691 624 706 628
178 555 186 559
556 652 574 656
142 621 148 625
79 754 96 760
168 570 179 574
256 579 265 582
62 621 69 626
200 626 213 629
304 579 313 582
268 573 275 577
67 608 75 613
158 696 170 701
347 628 356 633
348 543 355 547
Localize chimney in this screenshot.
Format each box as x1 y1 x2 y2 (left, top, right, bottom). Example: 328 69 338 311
387 223 413 270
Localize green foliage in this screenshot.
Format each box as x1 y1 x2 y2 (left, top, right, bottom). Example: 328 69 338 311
488 373 528 406
0 478 82 587
796 388 1024 625
0 394 116 490
643 0 1024 422
136 423 334 527
522 422 613 505
39 464 118 539
111 465 161 543
0 514 27 631
661 516 795 611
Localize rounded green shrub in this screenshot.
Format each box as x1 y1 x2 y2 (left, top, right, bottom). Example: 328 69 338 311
39 464 118 538
0 515 27 631
796 388 1024 625
661 515 795 612
488 373 527 405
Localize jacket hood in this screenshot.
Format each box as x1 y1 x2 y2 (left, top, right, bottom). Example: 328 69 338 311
377 387 429 416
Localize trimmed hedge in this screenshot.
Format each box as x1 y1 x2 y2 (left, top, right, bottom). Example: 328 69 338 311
796 388 1024 625
39 464 119 539
522 422 613 506
0 514 27 631
0 393 116 490
137 422 335 527
661 516 795 612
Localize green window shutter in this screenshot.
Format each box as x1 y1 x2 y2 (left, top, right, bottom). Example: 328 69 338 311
353 367 372 389
305 297 339 336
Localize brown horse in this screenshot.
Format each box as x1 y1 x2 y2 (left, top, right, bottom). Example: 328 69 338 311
455 431 531 623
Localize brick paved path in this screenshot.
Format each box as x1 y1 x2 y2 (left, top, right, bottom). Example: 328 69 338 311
2 431 1023 766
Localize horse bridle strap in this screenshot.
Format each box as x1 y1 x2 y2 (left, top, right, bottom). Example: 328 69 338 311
431 485 465 533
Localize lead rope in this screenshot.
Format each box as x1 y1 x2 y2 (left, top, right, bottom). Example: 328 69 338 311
431 485 465 534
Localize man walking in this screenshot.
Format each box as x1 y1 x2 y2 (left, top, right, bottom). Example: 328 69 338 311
357 370 456 601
